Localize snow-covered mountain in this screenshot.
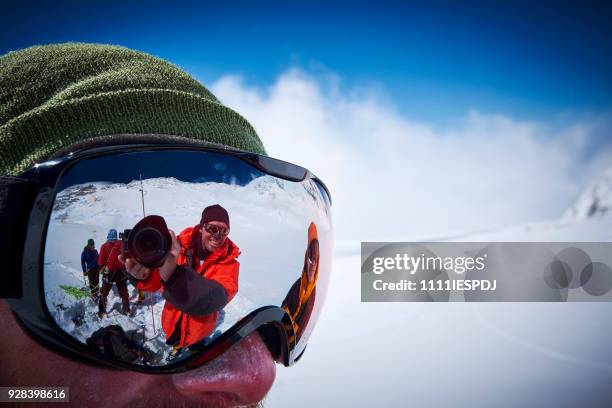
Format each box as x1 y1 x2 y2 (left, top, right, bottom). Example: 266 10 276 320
563 165 612 220
52 175 330 227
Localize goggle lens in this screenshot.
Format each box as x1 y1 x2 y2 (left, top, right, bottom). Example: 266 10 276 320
42 149 332 368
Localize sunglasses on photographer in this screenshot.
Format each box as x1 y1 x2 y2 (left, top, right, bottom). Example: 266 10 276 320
203 223 229 238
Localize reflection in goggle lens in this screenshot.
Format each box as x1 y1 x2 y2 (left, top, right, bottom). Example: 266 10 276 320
43 150 332 367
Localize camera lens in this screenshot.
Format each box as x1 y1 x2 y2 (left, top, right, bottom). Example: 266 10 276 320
132 228 167 262
127 215 172 268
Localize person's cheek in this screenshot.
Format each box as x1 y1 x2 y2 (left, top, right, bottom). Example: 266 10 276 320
0 302 154 407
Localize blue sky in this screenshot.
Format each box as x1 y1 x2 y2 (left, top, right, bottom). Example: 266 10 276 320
1 1 610 124
3 1 612 237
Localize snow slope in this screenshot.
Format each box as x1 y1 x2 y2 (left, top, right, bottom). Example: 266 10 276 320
267 167 612 407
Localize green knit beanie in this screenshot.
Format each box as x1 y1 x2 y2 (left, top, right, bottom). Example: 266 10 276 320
0 43 266 176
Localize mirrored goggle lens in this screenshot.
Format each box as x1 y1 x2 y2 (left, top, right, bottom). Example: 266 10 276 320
203 223 228 238
43 149 332 368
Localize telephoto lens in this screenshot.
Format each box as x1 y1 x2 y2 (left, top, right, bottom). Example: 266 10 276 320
124 215 172 268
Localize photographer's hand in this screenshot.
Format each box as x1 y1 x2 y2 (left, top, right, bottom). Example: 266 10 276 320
118 229 180 281
159 230 180 282
119 254 151 280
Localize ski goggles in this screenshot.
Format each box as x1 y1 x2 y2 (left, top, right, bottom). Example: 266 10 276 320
1 139 332 373
203 223 229 239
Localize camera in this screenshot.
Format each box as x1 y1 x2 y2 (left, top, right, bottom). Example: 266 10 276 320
119 229 131 260
121 215 172 268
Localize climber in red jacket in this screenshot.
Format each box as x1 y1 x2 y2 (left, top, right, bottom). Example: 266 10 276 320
121 204 239 360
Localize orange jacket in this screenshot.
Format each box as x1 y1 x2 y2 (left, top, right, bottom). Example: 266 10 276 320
282 222 319 343
137 225 240 347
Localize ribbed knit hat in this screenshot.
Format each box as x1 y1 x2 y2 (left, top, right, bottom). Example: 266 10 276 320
0 43 266 176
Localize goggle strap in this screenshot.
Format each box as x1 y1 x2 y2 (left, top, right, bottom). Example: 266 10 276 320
0 176 39 298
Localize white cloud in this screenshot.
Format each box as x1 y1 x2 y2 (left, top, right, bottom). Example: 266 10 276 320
212 69 612 242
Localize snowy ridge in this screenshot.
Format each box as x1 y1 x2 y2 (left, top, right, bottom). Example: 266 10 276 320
51 175 329 227
563 165 612 220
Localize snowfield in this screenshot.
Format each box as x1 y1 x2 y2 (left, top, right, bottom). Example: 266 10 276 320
267 166 612 407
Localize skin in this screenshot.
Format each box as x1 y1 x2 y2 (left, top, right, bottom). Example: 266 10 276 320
0 301 274 407
306 241 319 283
1 220 276 407
201 221 229 253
